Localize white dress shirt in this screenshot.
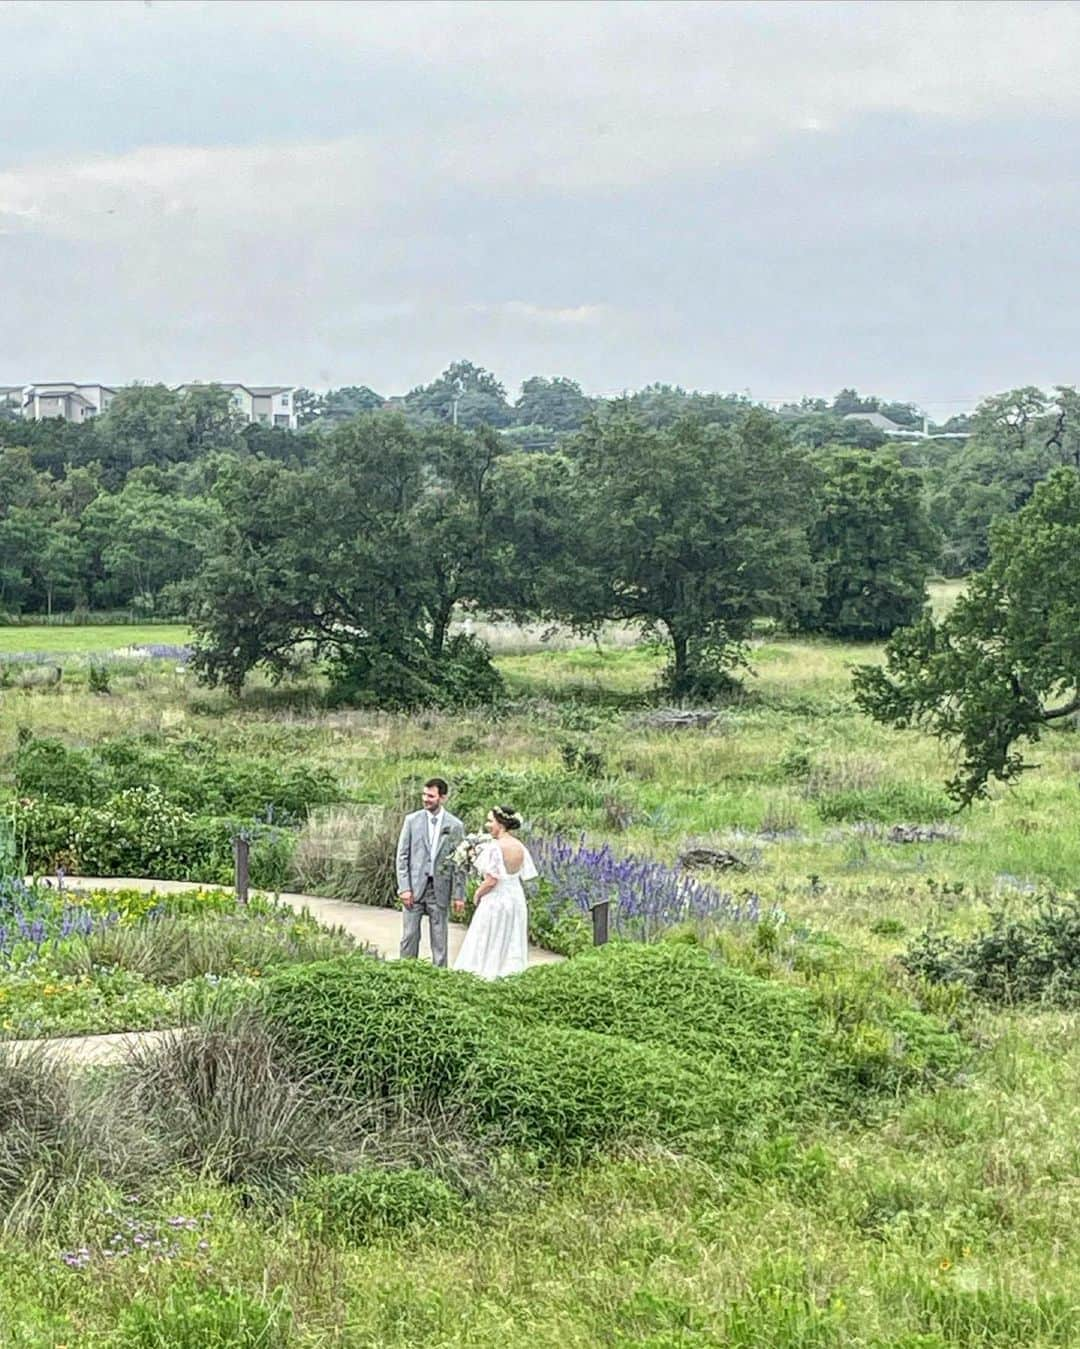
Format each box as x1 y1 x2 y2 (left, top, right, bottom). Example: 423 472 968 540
425 809 443 880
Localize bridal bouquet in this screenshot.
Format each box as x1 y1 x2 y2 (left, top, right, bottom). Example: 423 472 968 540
452 833 489 870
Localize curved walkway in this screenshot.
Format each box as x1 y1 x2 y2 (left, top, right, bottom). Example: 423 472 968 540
5 876 562 1067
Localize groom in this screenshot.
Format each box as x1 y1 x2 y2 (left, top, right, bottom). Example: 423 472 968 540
396 777 465 967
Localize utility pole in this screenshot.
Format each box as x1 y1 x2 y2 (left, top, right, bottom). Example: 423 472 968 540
450 376 464 427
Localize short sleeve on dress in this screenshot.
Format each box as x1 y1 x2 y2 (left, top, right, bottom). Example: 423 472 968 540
476 841 504 877
519 847 538 882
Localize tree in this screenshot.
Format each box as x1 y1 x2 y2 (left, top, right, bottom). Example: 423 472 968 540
804 449 940 640
81 480 222 610
293 387 323 426
558 411 818 697
922 386 1075 574
186 415 512 705
320 385 384 423
602 384 749 431
853 467 1080 805
831 388 879 416
513 376 593 433
36 524 87 616
0 507 47 613
178 385 246 455
99 385 188 474
403 361 512 429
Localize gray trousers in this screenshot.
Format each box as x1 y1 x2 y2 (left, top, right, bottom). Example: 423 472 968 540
399 880 449 967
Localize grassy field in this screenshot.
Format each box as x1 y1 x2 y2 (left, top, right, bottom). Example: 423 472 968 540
1 586 1079 1346
0 624 190 655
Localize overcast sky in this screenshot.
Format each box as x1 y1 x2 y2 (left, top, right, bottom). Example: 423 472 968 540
3 0 1080 416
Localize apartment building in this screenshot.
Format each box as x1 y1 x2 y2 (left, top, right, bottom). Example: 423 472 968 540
17 382 116 422
173 383 298 429
8 381 299 428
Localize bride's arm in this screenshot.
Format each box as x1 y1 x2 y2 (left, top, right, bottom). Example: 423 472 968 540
473 869 498 903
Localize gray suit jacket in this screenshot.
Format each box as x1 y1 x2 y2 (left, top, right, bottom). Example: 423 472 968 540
396 809 465 906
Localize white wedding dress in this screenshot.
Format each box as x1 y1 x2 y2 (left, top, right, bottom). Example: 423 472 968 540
453 840 536 980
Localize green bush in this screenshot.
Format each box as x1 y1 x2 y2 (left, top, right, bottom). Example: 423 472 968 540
902 897 1080 1006
263 946 962 1161
327 634 503 710
815 782 952 823
117 1285 292 1348
493 943 960 1104
12 732 341 824
263 956 734 1159
13 736 98 806
10 798 81 872
296 1167 462 1244
13 791 294 887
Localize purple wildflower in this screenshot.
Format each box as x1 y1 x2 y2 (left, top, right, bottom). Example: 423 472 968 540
531 834 778 941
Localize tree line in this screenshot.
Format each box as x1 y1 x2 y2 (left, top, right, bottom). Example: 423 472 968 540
2 367 1079 699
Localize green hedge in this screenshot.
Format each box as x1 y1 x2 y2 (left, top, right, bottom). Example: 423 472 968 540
13 789 294 888
13 732 340 824
495 943 965 1100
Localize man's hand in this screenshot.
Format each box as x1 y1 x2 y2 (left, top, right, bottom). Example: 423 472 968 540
452 898 465 917
400 890 414 909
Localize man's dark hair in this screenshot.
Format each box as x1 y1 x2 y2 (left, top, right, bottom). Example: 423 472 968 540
425 777 449 796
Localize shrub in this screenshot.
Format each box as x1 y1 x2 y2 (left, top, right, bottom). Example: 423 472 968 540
13 793 294 887
13 737 99 805
263 956 734 1159
493 943 960 1105
327 634 503 710
263 947 962 1161
902 896 1080 1006
116 1285 292 1349
559 739 607 779
12 798 82 874
296 1167 462 1244
87 663 111 694
495 942 831 1086
12 732 341 824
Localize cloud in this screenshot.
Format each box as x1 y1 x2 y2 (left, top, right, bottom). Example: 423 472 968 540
4 1 1080 404
7 2 1080 197
471 302 608 326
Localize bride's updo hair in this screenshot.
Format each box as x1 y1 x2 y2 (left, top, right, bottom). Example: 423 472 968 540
491 804 522 831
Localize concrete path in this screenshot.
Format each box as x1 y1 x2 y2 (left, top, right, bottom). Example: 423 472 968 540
5 876 562 1067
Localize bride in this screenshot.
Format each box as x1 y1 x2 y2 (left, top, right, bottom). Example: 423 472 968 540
453 804 536 980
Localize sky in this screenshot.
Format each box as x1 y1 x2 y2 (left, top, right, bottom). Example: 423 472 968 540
2 0 1080 417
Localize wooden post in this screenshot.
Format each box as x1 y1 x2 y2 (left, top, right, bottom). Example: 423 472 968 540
591 898 610 946
233 834 250 905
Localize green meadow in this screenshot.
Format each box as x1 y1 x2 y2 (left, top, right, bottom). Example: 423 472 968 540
0 585 1078 1346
